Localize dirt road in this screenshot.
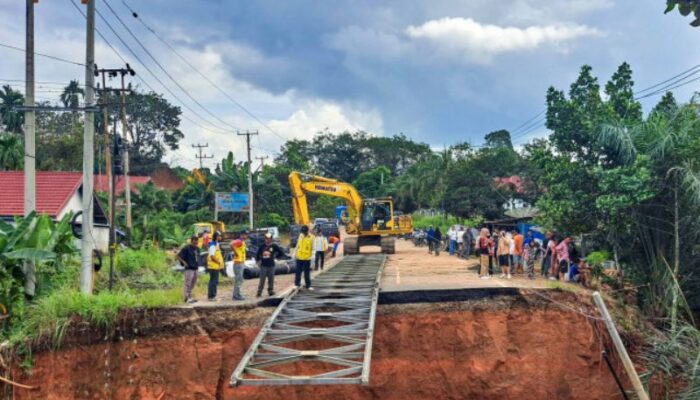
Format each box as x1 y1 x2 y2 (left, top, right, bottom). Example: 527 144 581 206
381 238 551 292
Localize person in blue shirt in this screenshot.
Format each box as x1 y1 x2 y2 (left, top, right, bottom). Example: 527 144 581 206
523 231 534 247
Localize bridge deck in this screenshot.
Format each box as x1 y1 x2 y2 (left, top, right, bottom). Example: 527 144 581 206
230 254 385 387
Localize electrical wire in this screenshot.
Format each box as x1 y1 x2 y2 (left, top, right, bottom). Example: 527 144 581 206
102 0 240 132
119 0 287 155
0 42 85 66
68 0 237 136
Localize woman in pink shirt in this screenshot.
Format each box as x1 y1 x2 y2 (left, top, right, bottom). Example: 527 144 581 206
555 237 572 281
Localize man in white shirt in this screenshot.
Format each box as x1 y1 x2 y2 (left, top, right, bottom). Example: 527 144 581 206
313 229 329 271
448 226 458 256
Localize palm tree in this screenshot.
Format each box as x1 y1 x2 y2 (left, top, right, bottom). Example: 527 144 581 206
599 104 700 329
60 80 84 109
0 133 24 170
0 85 24 133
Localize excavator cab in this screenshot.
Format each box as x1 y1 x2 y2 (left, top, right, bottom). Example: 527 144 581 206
360 199 392 231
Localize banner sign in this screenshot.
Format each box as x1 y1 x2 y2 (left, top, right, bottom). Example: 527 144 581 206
215 192 250 212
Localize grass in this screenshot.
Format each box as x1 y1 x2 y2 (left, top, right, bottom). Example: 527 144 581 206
4 247 186 353
10 286 183 350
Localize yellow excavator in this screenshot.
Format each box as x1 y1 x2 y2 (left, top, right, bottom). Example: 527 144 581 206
289 171 413 254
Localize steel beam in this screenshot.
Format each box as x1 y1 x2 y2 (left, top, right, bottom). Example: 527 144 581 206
230 254 386 387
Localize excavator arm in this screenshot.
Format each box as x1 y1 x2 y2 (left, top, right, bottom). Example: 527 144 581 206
289 171 364 233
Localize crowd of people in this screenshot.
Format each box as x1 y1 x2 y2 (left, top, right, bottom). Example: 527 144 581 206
412 226 592 286
177 226 340 304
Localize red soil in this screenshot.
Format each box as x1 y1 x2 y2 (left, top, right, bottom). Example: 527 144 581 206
13 299 624 400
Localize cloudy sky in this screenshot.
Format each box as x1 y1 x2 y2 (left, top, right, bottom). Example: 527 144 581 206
1 0 699 169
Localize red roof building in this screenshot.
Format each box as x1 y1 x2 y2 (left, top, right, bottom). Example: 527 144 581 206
93 175 152 195
0 171 110 249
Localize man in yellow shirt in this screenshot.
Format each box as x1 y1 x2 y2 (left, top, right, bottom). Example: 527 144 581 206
294 225 314 290
207 232 224 301
231 230 248 301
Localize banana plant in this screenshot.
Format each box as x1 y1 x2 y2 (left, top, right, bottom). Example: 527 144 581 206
0 212 76 325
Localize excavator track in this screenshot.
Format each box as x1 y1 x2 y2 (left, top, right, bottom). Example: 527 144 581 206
343 237 359 255
380 236 395 254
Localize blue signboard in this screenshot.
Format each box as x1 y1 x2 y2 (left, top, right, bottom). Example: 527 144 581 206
215 192 250 212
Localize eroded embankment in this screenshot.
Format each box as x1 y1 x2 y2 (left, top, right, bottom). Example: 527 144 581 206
14 292 626 400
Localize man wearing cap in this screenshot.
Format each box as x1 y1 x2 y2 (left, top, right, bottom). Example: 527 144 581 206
231 236 247 301
178 235 200 304
256 233 284 297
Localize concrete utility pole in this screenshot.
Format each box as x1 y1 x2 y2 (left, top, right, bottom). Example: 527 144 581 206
80 0 96 294
96 65 134 243
120 67 135 243
192 143 213 169
255 155 268 171
24 0 36 296
592 292 649 400
98 71 113 233
238 130 258 230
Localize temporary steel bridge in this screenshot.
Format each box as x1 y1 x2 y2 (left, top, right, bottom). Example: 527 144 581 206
229 254 385 387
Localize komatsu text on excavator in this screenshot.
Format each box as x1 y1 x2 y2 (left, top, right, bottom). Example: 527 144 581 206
289 171 413 254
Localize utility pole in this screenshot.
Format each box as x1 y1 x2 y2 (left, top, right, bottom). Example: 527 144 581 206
98 70 113 236
238 130 258 230
192 143 213 169
80 0 96 294
24 0 36 297
255 155 269 171
96 65 135 244
120 65 135 243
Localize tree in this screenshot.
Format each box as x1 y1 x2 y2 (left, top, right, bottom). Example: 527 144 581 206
352 166 392 198
605 62 642 123
0 133 24 170
59 80 84 109
483 129 513 149
115 89 184 175
35 109 84 171
650 92 678 118
0 85 24 134
665 0 700 26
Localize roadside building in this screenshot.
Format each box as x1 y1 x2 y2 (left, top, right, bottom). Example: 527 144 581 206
0 171 110 250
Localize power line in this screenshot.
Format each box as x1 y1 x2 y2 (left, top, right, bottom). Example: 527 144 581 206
68 0 237 136
120 0 282 149
634 64 700 95
102 0 240 132
0 41 85 66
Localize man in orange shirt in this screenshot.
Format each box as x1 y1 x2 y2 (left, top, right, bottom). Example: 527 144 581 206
512 230 524 275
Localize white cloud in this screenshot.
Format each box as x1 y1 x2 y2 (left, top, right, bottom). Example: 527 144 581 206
267 101 383 142
405 17 602 63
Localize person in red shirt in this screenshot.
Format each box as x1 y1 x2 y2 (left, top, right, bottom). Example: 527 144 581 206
329 235 340 257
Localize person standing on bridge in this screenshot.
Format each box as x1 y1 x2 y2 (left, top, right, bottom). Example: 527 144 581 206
497 230 512 279
313 229 329 271
294 225 314 290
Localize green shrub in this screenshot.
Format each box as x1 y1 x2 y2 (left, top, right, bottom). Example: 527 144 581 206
411 214 483 232
114 248 179 289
